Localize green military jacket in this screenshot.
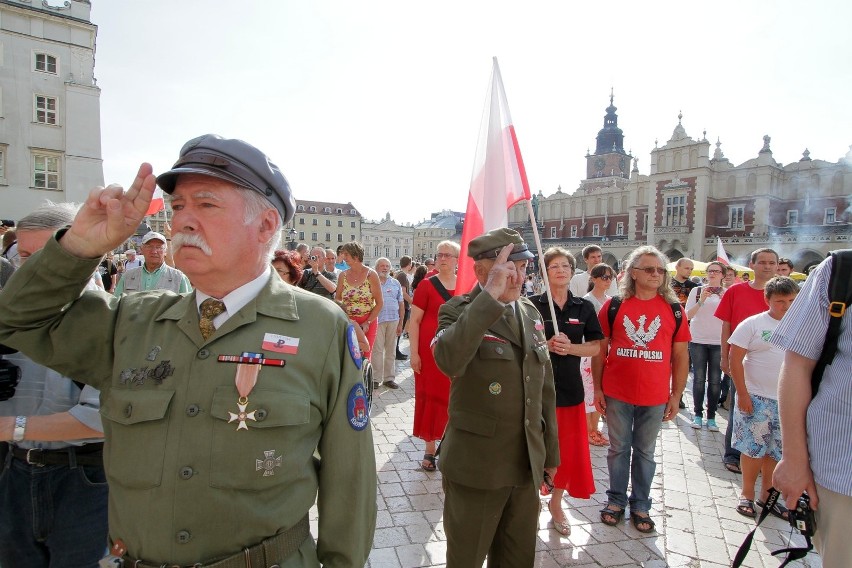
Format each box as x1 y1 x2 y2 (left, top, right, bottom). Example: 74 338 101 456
433 285 559 490
0 235 376 567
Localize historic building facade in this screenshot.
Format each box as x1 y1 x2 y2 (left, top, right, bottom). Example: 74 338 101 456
286 199 362 250
0 0 102 220
413 210 463 262
360 213 414 266
509 96 851 272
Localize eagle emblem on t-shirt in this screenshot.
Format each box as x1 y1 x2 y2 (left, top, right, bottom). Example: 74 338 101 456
623 314 661 348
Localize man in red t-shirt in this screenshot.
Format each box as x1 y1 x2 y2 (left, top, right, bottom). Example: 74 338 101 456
714 247 778 473
592 246 690 534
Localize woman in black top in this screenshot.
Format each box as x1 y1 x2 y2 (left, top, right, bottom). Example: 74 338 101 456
532 247 604 537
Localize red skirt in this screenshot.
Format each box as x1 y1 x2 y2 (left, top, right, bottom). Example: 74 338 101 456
553 404 596 499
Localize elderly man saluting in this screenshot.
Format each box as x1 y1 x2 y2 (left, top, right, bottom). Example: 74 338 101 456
0 135 376 567
433 228 558 567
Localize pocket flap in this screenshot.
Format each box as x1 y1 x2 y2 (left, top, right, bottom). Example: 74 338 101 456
101 389 175 426
210 386 310 428
478 342 513 360
451 409 497 437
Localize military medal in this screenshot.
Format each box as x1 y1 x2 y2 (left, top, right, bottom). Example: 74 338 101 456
218 352 286 431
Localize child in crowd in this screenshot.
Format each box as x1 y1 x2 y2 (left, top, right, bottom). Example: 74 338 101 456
728 276 798 520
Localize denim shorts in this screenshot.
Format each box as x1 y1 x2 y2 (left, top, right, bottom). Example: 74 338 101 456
732 393 782 461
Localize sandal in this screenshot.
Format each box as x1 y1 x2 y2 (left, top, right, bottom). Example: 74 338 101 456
756 499 790 521
589 431 609 446
630 511 656 533
600 505 624 526
724 462 742 474
549 516 571 537
421 453 436 472
736 498 757 518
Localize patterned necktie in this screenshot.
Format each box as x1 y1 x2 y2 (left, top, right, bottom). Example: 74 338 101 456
199 298 226 340
504 304 520 337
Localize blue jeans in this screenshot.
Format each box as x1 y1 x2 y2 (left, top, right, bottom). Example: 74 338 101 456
724 382 742 465
604 397 665 513
720 374 731 403
689 342 721 419
0 449 109 568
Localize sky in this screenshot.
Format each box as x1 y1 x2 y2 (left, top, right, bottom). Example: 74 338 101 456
90 1 851 226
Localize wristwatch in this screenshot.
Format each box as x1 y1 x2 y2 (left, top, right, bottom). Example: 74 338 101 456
12 416 26 442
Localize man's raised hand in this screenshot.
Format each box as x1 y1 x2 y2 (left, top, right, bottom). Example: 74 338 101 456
60 164 156 258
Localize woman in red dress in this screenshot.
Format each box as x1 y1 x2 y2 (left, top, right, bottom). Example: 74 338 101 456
531 247 603 537
409 240 459 471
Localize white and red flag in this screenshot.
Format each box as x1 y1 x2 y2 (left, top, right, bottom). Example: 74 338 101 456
145 186 165 217
716 236 731 265
455 58 531 295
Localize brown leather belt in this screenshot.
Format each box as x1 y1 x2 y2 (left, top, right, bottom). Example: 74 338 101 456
2 442 104 467
123 514 310 568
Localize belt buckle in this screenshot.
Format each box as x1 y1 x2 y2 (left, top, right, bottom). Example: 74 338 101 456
25 448 46 467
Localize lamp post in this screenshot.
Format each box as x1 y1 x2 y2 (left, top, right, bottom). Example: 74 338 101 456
286 228 297 251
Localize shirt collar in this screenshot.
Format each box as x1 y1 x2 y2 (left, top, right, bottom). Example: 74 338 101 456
195 266 272 322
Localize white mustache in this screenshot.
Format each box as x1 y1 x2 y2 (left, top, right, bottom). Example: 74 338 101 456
171 233 212 256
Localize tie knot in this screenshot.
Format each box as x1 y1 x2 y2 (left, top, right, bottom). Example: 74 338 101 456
200 298 226 320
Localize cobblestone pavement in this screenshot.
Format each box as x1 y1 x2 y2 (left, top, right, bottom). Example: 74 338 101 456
326 338 823 567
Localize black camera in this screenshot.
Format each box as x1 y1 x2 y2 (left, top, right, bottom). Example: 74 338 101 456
789 493 816 537
310 255 318 261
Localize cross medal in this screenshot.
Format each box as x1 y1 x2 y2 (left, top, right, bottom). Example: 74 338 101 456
219 352 286 431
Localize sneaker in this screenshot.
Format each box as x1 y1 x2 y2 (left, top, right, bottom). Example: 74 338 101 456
691 416 703 429
395 352 409 361
707 419 719 432
383 380 399 389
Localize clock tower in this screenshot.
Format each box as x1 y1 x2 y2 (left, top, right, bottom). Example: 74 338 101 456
586 91 632 179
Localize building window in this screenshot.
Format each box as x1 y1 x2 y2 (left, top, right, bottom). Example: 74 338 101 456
298 218 304 225
338 220 343 227
592 224 600 237
570 225 577 238
787 210 798 225
336 208 343 214
309 206 317 212
325 233 331 241
824 207 836 224
665 195 687 226
350 234 355 241
550 227 556 238
33 152 60 189
729 206 745 229
374 245 380 257
297 205 305 212
298 231 305 240
34 95 57 125
311 232 318 241
312 219 318 226
338 234 343 242
616 222 624 236
325 219 331 226
34 53 57 74
0 145 6 181
324 207 331 213
350 221 356 228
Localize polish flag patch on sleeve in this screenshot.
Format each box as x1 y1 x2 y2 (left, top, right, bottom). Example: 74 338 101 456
262 333 299 355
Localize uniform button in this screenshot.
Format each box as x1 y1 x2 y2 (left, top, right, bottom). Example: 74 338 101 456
254 408 268 421
525 376 530 382
179 466 194 480
123 404 132 418
525 354 529 360
176 530 191 544
526 398 531 405
197 349 210 359
524 419 530 426
186 404 200 417
495 347 504 354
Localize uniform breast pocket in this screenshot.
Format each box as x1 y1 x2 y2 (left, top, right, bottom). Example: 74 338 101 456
478 342 513 360
209 386 311 490
100 389 175 489
561 320 586 344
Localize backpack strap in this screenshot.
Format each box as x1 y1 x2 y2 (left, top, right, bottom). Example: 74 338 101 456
428 275 452 302
811 249 852 397
670 302 684 338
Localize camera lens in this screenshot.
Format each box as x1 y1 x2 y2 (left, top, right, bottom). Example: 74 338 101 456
310 255 317 261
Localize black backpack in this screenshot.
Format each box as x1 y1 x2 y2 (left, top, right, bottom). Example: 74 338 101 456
811 249 852 398
606 296 684 341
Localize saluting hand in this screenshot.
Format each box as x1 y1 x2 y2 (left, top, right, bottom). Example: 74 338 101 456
483 244 520 301
60 163 157 258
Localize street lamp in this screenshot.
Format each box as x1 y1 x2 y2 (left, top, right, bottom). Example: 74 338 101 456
286 228 297 251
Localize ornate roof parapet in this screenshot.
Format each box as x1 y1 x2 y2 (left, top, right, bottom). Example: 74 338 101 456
760 134 772 153
711 138 729 163
800 148 812 161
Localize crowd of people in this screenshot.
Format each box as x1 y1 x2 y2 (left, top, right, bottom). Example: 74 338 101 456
0 135 847 566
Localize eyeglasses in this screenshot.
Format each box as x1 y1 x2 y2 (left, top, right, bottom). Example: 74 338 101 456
706 269 723 274
633 267 667 275
595 274 614 281
435 253 457 259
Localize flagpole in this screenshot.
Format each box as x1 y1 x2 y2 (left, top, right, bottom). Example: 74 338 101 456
524 200 560 332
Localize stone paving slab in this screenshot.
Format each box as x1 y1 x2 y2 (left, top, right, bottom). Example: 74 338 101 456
319 337 823 567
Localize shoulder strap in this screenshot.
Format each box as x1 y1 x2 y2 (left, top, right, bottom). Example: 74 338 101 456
670 302 684 339
811 249 852 397
428 275 452 302
606 296 622 334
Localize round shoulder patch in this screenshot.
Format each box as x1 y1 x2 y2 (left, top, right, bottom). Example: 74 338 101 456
347 383 369 431
346 323 363 370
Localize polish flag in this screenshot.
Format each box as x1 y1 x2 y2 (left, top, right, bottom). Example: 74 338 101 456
455 58 531 296
262 333 300 355
716 236 730 265
145 187 165 217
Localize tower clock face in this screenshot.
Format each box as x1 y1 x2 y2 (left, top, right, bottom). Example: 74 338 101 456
595 158 606 171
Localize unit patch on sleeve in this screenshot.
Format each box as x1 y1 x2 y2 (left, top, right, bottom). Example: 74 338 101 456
346 324 363 370
346 383 369 431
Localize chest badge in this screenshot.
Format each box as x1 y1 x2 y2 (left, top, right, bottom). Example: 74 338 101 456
256 450 283 476
489 382 502 395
